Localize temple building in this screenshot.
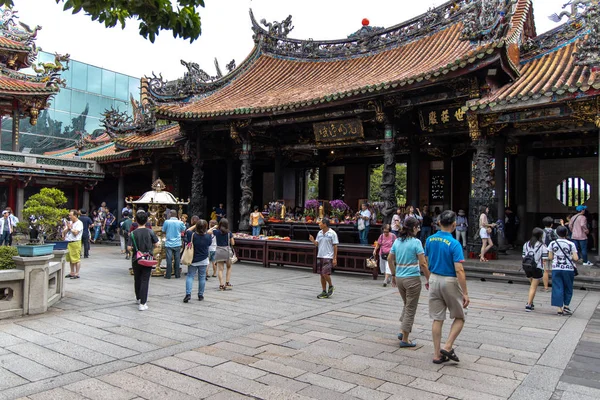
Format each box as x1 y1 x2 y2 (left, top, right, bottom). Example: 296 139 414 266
48 0 600 245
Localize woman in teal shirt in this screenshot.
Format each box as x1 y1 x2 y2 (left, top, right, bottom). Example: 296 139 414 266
388 217 431 347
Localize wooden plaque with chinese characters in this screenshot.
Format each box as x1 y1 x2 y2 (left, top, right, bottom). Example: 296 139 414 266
313 119 364 143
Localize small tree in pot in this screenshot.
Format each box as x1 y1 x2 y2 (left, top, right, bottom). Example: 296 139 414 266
17 188 69 245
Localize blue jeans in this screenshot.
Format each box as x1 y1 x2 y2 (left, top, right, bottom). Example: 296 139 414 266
551 269 575 307
421 226 432 243
93 226 101 241
572 239 588 263
1 231 10 246
359 226 370 245
165 246 181 278
252 226 261 236
186 264 207 296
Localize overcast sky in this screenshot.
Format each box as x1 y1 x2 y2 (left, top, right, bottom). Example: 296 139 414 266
13 0 567 80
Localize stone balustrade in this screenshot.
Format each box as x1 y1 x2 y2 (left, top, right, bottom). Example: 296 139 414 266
0 250 67 319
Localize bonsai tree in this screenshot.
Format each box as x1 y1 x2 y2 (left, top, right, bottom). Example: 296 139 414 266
17 188 69 244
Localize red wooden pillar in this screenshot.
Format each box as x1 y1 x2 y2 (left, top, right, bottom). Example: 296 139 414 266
7 179 15 210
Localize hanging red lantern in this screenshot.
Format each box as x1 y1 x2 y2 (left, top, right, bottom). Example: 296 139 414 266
362 18 370 26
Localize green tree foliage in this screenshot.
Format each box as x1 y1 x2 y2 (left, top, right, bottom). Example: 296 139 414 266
0 246 18 269
369 164 407 205
1 0 205 43
18 188 69 242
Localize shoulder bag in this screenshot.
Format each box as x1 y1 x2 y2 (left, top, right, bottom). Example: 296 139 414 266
555 240 579 276
131 230 157 267
229 233 238 264
181 232 195 265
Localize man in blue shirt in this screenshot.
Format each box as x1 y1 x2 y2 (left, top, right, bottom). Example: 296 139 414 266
162 210 186 278
425 210 469 364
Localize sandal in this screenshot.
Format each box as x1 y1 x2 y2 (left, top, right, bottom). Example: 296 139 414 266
225 282 233 289
400 341 416 348
432 355 449 364
212 274 217 277
440 348 460 362
219 285 226 291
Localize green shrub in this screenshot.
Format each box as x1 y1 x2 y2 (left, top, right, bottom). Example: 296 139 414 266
0 246 18 269
21 188 70 243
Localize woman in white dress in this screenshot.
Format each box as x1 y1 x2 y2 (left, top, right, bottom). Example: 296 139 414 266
479 206 495 262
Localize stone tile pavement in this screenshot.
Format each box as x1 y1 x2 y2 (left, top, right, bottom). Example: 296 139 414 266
1 246 599 399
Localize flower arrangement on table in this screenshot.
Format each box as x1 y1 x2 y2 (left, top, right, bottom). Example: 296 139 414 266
268 202 282 221
304 199 319 221
371 201 385 223
330 199 349 221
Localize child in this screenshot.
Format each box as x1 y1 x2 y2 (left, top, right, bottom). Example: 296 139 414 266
207 220 218 279
541 216 558 292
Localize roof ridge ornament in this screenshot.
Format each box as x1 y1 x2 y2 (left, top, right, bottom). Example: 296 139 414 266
460 0 515 43
101 95 156 137
250 2 475 59
571 1 600 67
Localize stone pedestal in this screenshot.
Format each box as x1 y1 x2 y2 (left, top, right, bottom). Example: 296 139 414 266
12 254 54 315
52 250 68 299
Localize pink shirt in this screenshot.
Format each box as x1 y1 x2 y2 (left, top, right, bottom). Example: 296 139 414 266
569 214 588 240
377 233 397 254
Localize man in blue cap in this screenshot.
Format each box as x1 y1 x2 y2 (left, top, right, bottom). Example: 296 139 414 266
569 205 593 266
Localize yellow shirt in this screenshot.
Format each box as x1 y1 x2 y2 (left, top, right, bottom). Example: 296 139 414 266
250 212 261 227
210 211 217 221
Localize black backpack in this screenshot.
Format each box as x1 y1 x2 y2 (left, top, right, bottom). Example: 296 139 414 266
522 243 539 274
544 229 558 247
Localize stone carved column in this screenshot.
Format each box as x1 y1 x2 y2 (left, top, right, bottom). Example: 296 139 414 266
190 137 205 218
238 140 253 232
469 138 494 244
380 122 396 226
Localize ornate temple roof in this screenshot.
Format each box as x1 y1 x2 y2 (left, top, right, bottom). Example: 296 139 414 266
44 142 133 163
0 8 41 69
114 123 183 149
149 0 534 121
0 67 58 94
467 3 600 112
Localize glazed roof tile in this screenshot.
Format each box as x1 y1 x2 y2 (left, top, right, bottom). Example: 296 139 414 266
114 123 182 149
44 143 132 163
154 0 533 120
0 36 30 52
468 35 600 111
0 74 55 95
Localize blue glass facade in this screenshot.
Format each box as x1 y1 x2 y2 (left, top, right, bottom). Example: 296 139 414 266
1 51 139 153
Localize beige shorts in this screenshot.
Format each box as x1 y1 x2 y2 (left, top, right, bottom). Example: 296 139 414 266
428 273 465 320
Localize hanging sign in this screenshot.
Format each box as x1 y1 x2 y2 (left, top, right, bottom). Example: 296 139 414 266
419 106 466 132
314 119 364 143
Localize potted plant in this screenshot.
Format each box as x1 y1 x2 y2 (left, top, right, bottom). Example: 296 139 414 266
304 199 319 222
330 199 349 222
16 188 69 256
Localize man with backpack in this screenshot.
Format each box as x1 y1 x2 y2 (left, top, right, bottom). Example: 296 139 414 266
541 217 558 291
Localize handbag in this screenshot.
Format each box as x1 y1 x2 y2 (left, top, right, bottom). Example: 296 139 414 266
181 232 194 265
366 257 377 269
258 215 265 226
130 231 157 267
229 233 238 264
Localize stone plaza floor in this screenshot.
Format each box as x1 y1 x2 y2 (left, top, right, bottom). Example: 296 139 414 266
1 246 600 400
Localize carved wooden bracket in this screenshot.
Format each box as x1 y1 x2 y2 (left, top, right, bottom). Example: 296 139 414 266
467 112 481 141
568 98 600 128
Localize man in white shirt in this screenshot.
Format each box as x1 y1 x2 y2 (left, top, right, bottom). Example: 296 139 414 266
0 210 13 246
64 210 84 279
309 218 338 299
5 207 18 246
358 203 372 245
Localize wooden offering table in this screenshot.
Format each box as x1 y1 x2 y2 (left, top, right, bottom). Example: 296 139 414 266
234 238 379 279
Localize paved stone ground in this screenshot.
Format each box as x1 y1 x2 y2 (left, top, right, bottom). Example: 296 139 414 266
1 246 599 400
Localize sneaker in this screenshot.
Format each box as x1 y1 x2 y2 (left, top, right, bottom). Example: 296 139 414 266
198 295 204 301
317 291 328 299
525 304 533 312
583 262 594 266
563 307 573 315
383 281 387 287
138 303 148 311
183 294 191 303
327 286 335 297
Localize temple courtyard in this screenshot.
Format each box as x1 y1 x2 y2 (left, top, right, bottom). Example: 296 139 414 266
1 246 600 400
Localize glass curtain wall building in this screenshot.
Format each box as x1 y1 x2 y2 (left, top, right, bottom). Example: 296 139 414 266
0 51 139 153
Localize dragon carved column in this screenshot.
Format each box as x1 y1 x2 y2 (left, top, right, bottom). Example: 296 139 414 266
467 113 494 246
190 136 205 218
238 139 253 232
380 121 396 226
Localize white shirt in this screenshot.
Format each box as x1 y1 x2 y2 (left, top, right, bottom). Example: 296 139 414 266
209 234 217 252
548 239 577 271
0 217 12 233
360 210 371 227
316 229 339 259
65 220 83 242
522 241 548 270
